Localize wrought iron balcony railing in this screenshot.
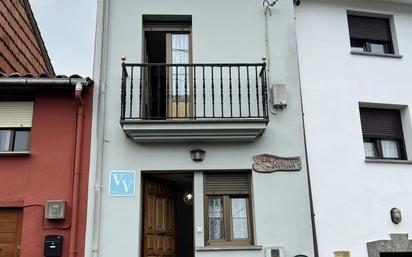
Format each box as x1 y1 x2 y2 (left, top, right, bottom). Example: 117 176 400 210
120 62 268 121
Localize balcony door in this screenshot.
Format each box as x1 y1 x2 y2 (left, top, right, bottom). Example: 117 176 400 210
143 24 192 119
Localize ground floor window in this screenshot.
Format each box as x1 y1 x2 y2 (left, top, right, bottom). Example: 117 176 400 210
204 172 253 246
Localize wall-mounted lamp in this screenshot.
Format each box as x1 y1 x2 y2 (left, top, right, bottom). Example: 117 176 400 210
183 191 194 205
390 207 402 224
190 149 205 162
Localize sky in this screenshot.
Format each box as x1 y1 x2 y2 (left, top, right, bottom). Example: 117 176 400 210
30 0 97 77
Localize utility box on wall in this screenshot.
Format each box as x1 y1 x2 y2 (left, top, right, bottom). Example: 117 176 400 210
44 235 63 257
265 247 284 257
45 200 66 220
271 84 287 108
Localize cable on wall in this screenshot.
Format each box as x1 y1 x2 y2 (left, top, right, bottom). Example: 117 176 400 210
263 0 283 115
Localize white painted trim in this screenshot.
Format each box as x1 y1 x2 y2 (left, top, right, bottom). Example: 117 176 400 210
121 119 268 143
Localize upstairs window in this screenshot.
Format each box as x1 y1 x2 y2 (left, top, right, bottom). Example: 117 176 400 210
0 102 33 152
360 107 406 160
204 172 253 246
348 15 394 54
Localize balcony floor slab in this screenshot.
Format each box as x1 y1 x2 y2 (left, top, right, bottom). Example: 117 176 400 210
120 118 268 143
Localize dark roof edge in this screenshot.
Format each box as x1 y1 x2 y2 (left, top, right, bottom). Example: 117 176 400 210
23 0 55 76
0 77 94 91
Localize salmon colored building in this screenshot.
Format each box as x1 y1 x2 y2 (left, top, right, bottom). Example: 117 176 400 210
0 1 93 257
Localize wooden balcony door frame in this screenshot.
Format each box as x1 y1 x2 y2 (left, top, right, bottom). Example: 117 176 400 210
142 25 193 119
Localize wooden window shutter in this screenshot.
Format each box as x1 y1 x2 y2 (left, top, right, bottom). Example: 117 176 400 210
348 15 392 41
360 108 403 139
204 172 250 195
0 102 34 128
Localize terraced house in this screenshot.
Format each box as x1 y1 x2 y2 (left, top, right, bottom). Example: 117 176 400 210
0 1 94 257
295 0 412 256
86 0 315 257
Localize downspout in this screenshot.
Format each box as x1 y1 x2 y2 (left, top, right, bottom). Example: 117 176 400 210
90 0 109 256
69 82 85 257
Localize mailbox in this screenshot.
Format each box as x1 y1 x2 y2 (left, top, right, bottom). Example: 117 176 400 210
44 235 63 257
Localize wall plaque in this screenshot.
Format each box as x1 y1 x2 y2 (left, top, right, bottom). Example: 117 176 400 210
109 170 136 197
253 154 302 173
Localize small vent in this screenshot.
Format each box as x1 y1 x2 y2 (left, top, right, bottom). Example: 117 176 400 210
204 172 249 195
271 249 280 257
265 247 284 257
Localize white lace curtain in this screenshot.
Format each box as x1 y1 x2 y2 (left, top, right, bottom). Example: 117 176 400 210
172 34 189 96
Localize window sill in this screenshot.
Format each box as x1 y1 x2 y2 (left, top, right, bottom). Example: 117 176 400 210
0 151 30 156
196 245 263 251
351 51 403 59
365 159 412 164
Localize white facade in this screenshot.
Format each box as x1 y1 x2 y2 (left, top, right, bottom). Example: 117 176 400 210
86 1 315 257
295 0 412 256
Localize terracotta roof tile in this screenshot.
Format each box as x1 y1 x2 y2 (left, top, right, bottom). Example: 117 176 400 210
0 72 87 79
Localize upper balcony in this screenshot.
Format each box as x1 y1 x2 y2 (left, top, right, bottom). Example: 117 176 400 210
120 62 269 143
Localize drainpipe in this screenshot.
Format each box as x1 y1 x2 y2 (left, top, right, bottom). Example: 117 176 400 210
69 82 85 257
86 0 109 256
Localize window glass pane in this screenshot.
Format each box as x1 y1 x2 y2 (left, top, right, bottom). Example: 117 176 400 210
172 34 189 96
208 196 224 240
364 141 376 158
14 130 30 152
351 46 365 52
0 130 12 152
350 39 365 52
369 43 386 54
231 198 249 239
381 140 399 159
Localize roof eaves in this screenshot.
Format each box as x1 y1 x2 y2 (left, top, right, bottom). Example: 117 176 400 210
0 73 94 92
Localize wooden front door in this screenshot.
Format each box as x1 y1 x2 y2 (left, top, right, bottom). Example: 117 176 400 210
0 209 22 257
143 178 176 257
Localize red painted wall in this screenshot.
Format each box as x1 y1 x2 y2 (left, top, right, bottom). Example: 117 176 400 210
0 87 93 257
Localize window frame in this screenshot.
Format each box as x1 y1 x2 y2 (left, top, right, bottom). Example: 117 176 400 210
347 13 396 55
203 173 254 246
141 15 194 119
0 128 31 152
360 107 407 160
363 138 406 160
